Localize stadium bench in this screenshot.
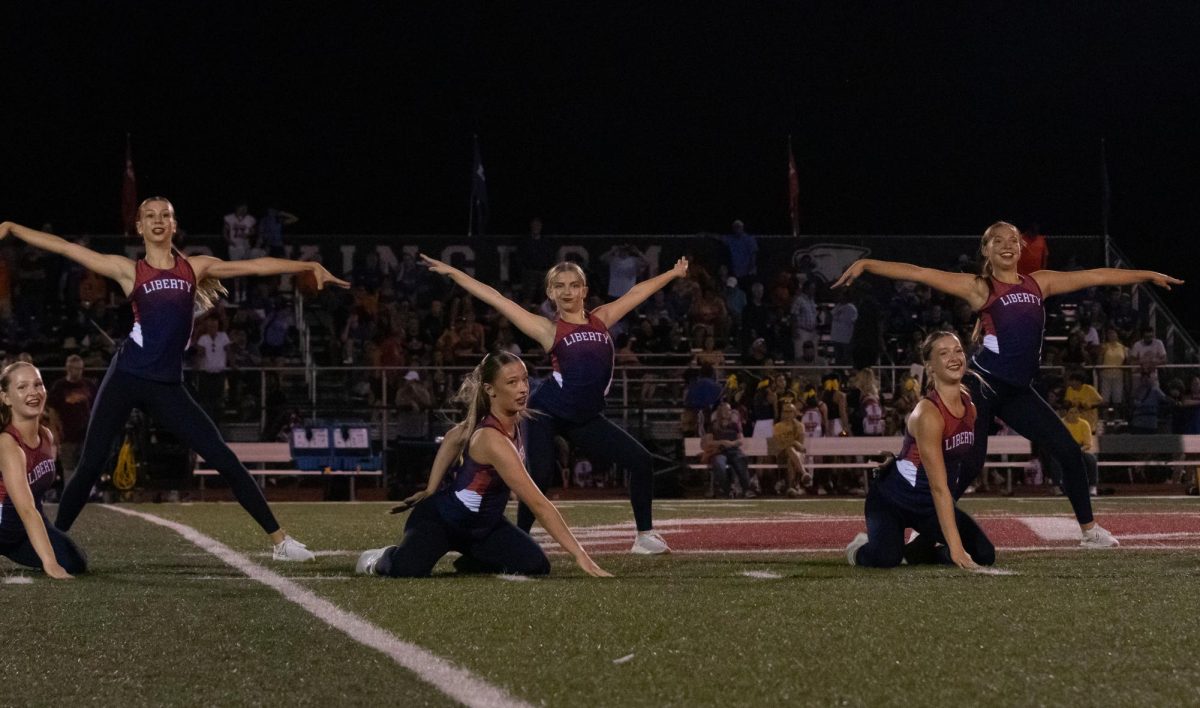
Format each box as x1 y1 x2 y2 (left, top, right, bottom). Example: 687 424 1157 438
194 442 382 501
683 435 1034 492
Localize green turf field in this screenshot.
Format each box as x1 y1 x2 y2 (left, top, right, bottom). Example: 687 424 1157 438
3 499 1199 706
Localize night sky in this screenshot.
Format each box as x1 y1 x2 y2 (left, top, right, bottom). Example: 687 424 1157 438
3 3 1198 326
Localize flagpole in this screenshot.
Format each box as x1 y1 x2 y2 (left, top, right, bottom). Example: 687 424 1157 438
1101 138 1111 267
468 135 476 237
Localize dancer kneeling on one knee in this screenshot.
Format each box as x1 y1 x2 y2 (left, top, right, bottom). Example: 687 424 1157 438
357 352 610 578
846 331 995 570
0 363 88 579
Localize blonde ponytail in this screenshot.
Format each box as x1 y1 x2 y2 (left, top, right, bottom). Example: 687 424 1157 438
451 351 524 463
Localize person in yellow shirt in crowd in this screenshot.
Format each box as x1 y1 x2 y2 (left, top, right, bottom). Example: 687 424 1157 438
1055 406 1100 497
772 402 810 497
1064 370 1105 430
1096 328 1129 414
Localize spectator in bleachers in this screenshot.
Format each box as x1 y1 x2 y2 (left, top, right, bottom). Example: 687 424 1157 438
721 219 758 289
740 282 769 350
1130 326 1167 384
394 370 433 412
682 364 723 436
799 388 831 494
750 374 782 439
258 206 298 258
789 279 818 361
1179 376 1200 435
743 336 771 369
703 402 754 498
1061 332 1092 367
849 368 885 436
1129 372 1169 434
691 334 726 378
772 401 810 497
887 375 921 436
796 340 827 370
689 280 730 344
821 373 852 437
1051 406 1099 497
222 202 256 261
600 243 648 301
194 316 231 426
829 289 857 366
45 354 97 489
1063 370 1103 430
723 277 747 342
1097 327 1129 411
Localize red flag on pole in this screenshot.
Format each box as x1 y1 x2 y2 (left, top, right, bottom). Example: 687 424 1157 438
787 135 800 237
121 133 137 235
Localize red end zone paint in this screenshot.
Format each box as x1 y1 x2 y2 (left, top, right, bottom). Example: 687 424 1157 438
536 513 1200 553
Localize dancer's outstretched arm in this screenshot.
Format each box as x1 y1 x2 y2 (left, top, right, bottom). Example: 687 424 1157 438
1 222 135 293
190 255 349 289
421 254 557 349
834 258 989 310
1032 268 1183 298
593 257 689 328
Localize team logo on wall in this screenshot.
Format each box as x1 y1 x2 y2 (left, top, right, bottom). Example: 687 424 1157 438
791 244 870 285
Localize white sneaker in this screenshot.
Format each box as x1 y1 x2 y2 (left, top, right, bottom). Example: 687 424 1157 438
1080 524 1119 548
356 546 392 575
631 530 671 555
1089 486 1099 497
272 535 316 562
845 532 869 566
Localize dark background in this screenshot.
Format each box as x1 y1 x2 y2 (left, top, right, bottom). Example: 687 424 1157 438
3 3 1197 329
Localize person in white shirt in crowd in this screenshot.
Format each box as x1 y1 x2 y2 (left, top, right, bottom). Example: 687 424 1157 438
790 279 818 361
1129 326 1167 385
194 316 231 426
601 243 648 301
223 202 257 303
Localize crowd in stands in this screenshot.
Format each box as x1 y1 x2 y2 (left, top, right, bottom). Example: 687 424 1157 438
3 214 1199 482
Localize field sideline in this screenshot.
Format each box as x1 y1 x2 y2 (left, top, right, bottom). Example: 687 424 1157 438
3 498 1199 706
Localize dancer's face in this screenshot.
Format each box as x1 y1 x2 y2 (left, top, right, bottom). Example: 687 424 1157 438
137 200 177 245
925 335 966 386
982 225 1021 272
484 361 529 415
0 364 46 419
547 270 588 313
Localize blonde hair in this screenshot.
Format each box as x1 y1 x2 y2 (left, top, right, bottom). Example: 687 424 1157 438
0 362 38 429
452 351 525 463
971 221 1020 344
138 197 227 314
919 330 964 392
544 261 588 292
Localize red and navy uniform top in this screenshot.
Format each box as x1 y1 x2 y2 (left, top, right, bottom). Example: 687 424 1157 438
970 274 1046 387
879 388 977 515
0 424 56 542
436 415 523 534
114 255 198 383
530 312 614 422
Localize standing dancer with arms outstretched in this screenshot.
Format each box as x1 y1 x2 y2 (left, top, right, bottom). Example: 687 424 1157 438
1 199 349 559
834 221 1182 546
421 254 688 553
846 331 994 569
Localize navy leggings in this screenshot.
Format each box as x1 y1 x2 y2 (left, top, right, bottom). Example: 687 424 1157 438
965 371 1093 525
1 511 89 574
55 366 280 535
519 412 654 533
854 485 995 568
375 498 550 578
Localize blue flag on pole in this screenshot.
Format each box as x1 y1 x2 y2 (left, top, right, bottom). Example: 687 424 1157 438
470 134 488 236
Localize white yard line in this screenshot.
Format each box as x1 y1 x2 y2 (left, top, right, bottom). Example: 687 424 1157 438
101 505 533 708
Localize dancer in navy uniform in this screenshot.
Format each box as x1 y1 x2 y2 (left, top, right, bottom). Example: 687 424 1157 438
1 200 348 560
356 352 609 578
0 362 87 578
421 255 689 554
835 221 1182 547
846 332 994 569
